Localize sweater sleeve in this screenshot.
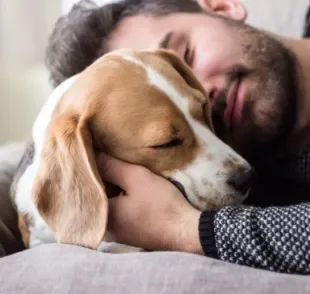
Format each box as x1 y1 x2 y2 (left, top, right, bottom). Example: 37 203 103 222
199 203 310 274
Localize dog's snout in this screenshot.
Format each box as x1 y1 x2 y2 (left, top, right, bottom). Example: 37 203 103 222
227 168 256 195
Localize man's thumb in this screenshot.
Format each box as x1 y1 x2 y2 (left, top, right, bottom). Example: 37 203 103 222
96 153 132 189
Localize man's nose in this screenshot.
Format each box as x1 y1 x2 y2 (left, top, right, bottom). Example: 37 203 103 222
203 83 218 103
200 76 227 101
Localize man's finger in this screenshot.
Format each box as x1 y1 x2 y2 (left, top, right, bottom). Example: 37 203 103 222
96 153 132 189
108 193 129 213
97 153 153 191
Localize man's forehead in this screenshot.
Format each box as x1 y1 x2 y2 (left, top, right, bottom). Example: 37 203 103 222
108 13 193 51
108 15 165 50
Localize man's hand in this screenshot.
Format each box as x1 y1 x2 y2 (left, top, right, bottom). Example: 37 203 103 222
97 154 203 254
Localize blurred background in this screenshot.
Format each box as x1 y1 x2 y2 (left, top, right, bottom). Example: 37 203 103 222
0 0 61 144
0 0 308 145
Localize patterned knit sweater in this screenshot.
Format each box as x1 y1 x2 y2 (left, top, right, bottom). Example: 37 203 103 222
198 144 310 275
199 204 310 274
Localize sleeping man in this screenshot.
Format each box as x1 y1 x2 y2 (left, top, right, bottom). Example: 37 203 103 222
47 0 310 274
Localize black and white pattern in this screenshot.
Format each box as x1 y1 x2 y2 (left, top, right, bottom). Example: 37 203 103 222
199 138 310 273
214 204 310 274
202 144 310 275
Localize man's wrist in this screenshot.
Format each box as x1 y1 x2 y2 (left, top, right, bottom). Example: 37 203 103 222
176 209 204 255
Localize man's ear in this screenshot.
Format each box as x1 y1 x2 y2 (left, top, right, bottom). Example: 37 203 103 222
33 110 108 249
197 0 247 21
155 49 214 131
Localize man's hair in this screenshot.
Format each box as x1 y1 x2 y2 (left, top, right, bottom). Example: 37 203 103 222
46 0 202 87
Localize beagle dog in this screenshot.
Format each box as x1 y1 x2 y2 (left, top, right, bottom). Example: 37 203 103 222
11 49 254 251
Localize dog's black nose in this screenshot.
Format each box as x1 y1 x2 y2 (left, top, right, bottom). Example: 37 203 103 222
228 168 256 195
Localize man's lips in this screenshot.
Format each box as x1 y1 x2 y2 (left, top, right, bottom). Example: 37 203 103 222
224 78 244 131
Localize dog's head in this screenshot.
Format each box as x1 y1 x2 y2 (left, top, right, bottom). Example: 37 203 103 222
33 49 254 249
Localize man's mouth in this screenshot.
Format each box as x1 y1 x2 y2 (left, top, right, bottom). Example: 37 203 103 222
224 77 244 132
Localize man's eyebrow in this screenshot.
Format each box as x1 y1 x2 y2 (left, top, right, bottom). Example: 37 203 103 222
159 32 172 49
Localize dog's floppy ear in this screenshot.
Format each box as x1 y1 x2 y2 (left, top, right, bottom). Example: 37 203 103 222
155 49 213 130
33 110 108 249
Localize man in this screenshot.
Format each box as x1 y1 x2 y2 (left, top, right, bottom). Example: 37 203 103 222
47 0 310 274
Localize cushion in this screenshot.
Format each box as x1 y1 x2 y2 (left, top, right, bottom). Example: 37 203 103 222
0 244 310 294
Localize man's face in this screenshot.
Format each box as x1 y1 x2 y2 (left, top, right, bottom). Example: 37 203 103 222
108 12 297 160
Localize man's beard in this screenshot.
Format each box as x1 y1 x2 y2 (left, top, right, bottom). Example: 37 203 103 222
212 20 298 163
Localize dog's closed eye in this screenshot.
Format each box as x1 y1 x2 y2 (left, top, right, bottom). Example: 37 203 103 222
149 138 183 149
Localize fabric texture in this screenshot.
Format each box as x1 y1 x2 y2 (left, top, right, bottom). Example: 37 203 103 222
214 204 310 274
198 143 310 274
198 210 217 258
199 142 310 274
1 244 310 294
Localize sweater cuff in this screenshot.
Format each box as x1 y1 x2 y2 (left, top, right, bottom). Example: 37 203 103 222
199 211 218 258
